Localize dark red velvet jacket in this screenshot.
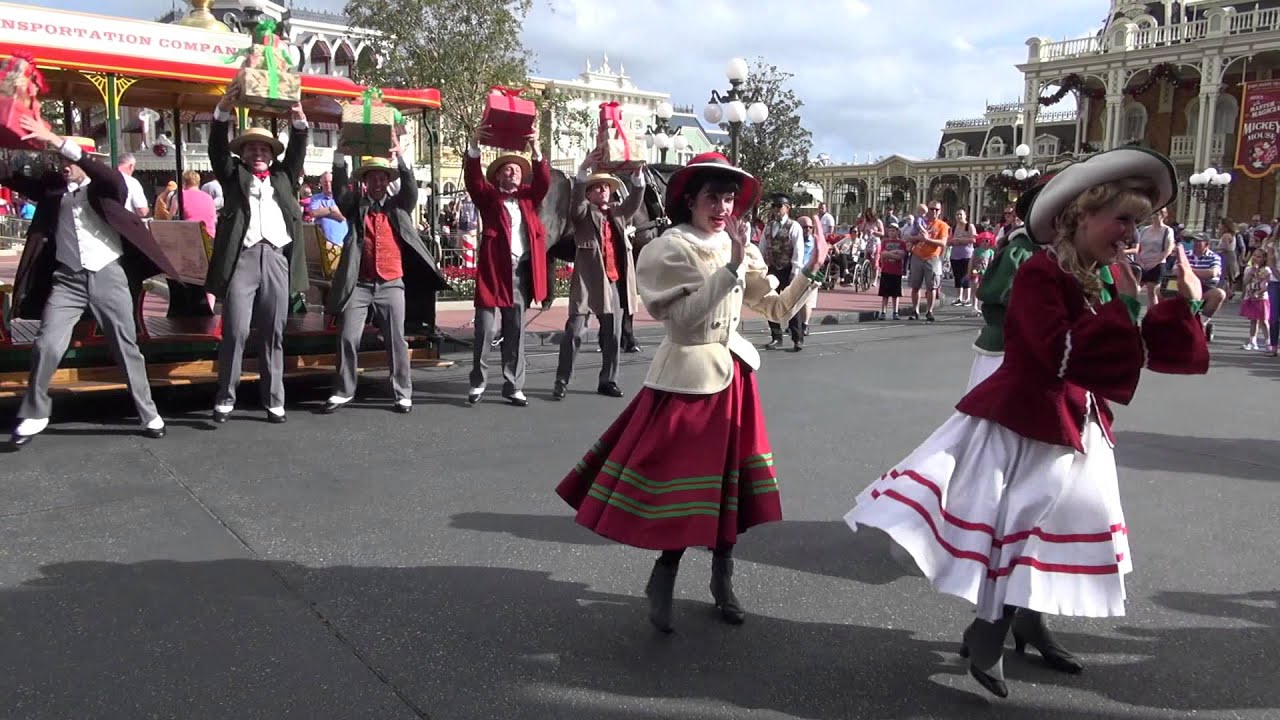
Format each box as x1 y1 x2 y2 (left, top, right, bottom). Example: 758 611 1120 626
462 151 550 308
957 251 1209 451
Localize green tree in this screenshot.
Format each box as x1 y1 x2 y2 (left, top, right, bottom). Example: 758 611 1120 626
344 0 534 152
730 58 813 201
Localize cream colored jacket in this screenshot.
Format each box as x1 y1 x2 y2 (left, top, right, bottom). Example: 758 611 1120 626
636 224 818 395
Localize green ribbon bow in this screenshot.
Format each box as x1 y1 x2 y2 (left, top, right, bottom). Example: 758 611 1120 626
348 87 404 154
222 18 293 100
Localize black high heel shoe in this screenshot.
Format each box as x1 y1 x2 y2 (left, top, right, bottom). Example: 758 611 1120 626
1012 610 1083 674
961 620 1009 699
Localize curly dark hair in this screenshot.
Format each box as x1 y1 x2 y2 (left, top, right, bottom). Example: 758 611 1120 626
667 169 744 226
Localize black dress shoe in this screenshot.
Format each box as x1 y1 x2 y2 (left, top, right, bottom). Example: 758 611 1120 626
793 340 804 351
622 344 642 353
597 383 624 398
212 410 230 424
763 339 782 350
502 393 529 407
393 403 412 414
552 384 567 400
144 427 166 439
267 412 288 424
10 433 33 448
321 401 342 414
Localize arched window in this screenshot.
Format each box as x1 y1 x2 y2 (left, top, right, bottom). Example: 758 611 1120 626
985 136 1006 157
1122 102 1147 143
1214 94 1239 135
1185 94 1241 137
305 41 330 76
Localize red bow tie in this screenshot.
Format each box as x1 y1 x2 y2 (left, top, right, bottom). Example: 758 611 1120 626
252 170 270 181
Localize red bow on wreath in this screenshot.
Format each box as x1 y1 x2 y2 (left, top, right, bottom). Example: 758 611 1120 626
152 143 168 157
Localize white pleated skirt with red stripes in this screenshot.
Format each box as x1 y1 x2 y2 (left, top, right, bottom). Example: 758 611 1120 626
845 412 1131 622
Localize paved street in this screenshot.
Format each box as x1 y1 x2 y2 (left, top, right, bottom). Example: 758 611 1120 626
1 302 1277 720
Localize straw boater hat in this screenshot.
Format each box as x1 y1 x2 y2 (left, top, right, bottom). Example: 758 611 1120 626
486 154 531 184
353 157 395 182
664 152 761 217
582 172 622 194
61 136 107 157
228 127 284 157
1024 147 1177 245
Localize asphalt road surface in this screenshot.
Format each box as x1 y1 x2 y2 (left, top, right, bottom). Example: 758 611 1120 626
1 306 1276 720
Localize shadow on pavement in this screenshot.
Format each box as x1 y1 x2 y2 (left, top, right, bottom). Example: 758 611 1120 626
449 512 912 586
1 559 1274 718
1113 431 1279 481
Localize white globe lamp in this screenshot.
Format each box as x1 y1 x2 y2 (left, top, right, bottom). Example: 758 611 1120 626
726 57 749 82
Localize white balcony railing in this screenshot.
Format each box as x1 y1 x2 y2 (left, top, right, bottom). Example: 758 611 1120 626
1169 134 1230 160
1030 7 1280 63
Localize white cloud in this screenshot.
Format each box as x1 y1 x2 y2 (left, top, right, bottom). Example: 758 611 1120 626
43 0 1105 163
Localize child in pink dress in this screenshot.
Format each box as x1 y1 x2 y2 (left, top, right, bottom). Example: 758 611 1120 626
1240 247 1273 350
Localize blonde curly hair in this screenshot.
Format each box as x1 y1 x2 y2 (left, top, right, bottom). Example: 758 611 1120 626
1049 177 1159 301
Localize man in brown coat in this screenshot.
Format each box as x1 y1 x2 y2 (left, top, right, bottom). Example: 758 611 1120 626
552 150 645 400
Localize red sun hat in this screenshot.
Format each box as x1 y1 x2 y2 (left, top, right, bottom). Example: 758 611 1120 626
664 152 761 218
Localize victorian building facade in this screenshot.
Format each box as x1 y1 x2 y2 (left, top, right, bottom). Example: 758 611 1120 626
810 0 1280 228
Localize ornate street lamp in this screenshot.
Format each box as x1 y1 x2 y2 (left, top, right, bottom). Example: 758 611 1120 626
1185 165 1232 232
644 101 688 165
703 58 769 165
998 143 1040 202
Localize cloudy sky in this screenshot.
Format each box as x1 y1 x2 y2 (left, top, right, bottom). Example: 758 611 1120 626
42 0 1107 161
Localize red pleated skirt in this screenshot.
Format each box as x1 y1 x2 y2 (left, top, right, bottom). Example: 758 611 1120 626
555 358 782 550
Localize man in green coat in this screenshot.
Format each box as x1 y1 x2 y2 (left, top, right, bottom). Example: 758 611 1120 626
207 85 310 425
321 151 446 414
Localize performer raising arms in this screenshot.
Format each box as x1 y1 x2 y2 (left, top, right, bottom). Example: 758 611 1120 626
846 148 1210 699
556 152 828 632
463 124 550 407
321 149 446 415
207 85 310 424
3 118 170 447
552 148 646 400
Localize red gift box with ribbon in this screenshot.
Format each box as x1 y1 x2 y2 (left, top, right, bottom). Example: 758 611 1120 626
595 101 642 172
479 86 536 151
0 51 50 150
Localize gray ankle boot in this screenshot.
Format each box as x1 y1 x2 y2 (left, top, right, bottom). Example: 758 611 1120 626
710 555 745 625
645 559 678 633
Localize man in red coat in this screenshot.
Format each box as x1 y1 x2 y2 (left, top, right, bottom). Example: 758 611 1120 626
463 123 550 406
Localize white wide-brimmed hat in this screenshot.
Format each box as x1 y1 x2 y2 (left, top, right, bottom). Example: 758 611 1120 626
1025 147 1177 245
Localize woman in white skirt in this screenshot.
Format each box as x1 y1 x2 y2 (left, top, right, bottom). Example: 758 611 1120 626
846 148 1211 699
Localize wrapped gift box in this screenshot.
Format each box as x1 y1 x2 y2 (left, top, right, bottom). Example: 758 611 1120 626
595 101 641 172
0 96 47 150
338 102 397 157
238 65 302 112
479 87 535 150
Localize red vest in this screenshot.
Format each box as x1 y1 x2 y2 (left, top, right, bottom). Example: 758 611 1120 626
360 209 403 282
599 211 620 283
956 252 1209 452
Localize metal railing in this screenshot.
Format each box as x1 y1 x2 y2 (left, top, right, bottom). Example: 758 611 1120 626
1032 7 1280 62
0 216 30 251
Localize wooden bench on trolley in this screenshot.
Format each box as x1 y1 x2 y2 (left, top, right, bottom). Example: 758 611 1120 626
0 222 451 400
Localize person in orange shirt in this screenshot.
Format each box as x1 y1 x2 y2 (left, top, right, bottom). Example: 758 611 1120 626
907 201 949 321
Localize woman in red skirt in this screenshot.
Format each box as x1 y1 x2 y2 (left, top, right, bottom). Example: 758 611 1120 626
556 152 829 632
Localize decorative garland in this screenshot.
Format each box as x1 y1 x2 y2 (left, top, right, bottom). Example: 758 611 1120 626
1038 64 1200 107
